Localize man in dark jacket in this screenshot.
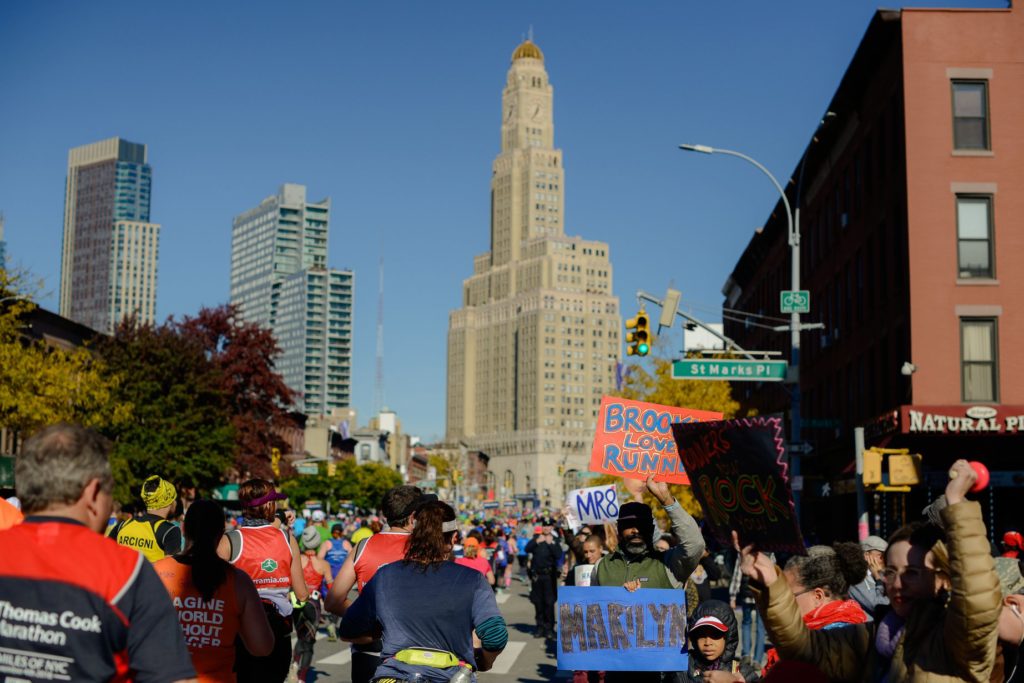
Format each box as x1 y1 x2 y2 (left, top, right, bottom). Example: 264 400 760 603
525 519 563 639
592 475 704 590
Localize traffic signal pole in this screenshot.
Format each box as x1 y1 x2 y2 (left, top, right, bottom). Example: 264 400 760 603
854 426 869 541
635 289 758 361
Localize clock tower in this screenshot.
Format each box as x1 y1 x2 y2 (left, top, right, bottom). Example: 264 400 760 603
492 40 564 267
447 39 620 506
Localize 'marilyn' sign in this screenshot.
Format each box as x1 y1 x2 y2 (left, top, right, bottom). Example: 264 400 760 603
901 405 1024 434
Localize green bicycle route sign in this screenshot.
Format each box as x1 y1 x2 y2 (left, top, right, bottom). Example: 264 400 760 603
780 290 810 314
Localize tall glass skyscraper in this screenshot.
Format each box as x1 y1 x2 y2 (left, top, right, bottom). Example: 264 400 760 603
59 137 160 333
231 184 354 416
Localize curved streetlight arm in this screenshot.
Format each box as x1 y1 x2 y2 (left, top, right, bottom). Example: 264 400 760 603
679 144 795 247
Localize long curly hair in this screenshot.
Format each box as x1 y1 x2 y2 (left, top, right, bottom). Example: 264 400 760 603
403 500 457 570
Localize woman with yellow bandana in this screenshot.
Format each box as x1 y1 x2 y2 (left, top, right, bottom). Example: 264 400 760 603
108 475 182 561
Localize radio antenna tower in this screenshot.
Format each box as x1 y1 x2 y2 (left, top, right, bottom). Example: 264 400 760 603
373 257 385 416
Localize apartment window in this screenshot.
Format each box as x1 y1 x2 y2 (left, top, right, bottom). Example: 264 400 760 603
952 80 990 150
961 318 998 402
956 196 994 278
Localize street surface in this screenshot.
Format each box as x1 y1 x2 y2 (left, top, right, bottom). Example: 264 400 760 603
298 577 568 682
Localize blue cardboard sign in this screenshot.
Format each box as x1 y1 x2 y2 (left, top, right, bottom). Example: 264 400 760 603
556 587 688 672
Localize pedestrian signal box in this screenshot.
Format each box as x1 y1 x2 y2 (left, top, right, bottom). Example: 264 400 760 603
888 454 922 486
863 449 883 485
862 448 921 488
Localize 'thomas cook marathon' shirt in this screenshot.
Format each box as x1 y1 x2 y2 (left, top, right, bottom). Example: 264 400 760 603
0 516 195 683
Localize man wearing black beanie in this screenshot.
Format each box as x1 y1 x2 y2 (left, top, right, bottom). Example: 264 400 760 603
591 474 705 682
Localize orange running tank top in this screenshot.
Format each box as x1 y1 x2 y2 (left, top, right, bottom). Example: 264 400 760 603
154 557 240 683
301 553 325 595
231 524 292 591
353 531 411 591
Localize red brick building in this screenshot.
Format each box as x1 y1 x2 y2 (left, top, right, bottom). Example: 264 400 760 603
722 6 1024 542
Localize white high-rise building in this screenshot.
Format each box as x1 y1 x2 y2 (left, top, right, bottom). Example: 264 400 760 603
230 184 353 416
446 40 621 505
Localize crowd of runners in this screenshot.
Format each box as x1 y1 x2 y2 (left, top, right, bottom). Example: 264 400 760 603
1 422 1023 683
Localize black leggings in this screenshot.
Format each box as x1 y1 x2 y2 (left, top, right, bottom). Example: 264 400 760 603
235 602 292 682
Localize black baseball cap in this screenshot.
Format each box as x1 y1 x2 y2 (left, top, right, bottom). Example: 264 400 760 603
394 490 438 521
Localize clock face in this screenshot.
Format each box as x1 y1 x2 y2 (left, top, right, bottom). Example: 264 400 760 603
531 104 542 120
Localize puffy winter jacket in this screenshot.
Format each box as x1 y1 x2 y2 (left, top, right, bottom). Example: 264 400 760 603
681 600 740 682
755 501 1001 682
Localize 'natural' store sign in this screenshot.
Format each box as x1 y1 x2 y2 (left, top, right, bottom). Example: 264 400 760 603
902 405 1024 434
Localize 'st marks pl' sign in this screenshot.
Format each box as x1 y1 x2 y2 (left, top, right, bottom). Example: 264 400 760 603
671 416 806 555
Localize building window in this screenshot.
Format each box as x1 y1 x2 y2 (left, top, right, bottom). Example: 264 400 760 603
961 318 997 402
951 80 990 150
956 195 993 278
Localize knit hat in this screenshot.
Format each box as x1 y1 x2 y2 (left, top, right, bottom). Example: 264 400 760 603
994 557 1024 598
301 525 323 551
141 476 177 511
617 501 655 539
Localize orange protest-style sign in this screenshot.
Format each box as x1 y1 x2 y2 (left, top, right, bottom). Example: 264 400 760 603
589 396 722 485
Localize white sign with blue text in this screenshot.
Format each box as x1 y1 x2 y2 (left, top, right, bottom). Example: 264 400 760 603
567 483 620 525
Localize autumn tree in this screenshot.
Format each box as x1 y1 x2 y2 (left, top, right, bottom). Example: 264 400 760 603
0 270 131 446
95 318 236 503
178 305 296 480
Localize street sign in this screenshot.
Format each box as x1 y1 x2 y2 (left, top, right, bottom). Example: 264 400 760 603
780 290 811 314
789 443 815 454
296 463 319 475
671 359 787 382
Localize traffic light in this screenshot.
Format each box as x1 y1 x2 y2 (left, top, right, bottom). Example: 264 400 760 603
625 308 652 356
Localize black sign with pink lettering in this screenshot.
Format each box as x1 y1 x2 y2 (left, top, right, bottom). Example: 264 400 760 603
671 417 805 555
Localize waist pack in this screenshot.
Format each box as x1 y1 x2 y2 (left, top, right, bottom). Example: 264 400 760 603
393 647 471 670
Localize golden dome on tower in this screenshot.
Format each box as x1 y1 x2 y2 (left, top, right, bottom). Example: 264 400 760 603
511 39 544 62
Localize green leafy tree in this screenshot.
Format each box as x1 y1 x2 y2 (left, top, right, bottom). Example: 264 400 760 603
281 460 404 512
280 462 338 508
95 318 236 503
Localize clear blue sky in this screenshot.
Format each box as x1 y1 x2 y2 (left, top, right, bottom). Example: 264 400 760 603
0 1 999 441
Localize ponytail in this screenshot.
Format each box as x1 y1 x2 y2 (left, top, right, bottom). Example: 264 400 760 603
784 542 868 598
181 499 230 600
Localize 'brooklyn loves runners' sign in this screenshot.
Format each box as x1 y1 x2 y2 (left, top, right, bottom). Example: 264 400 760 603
556 587 688 671
672 416 806 555
589 396 722 485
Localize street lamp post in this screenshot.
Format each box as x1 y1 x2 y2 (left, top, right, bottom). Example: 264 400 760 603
679 143 803 514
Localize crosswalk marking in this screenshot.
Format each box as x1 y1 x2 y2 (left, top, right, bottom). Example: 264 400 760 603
480 640 526 676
